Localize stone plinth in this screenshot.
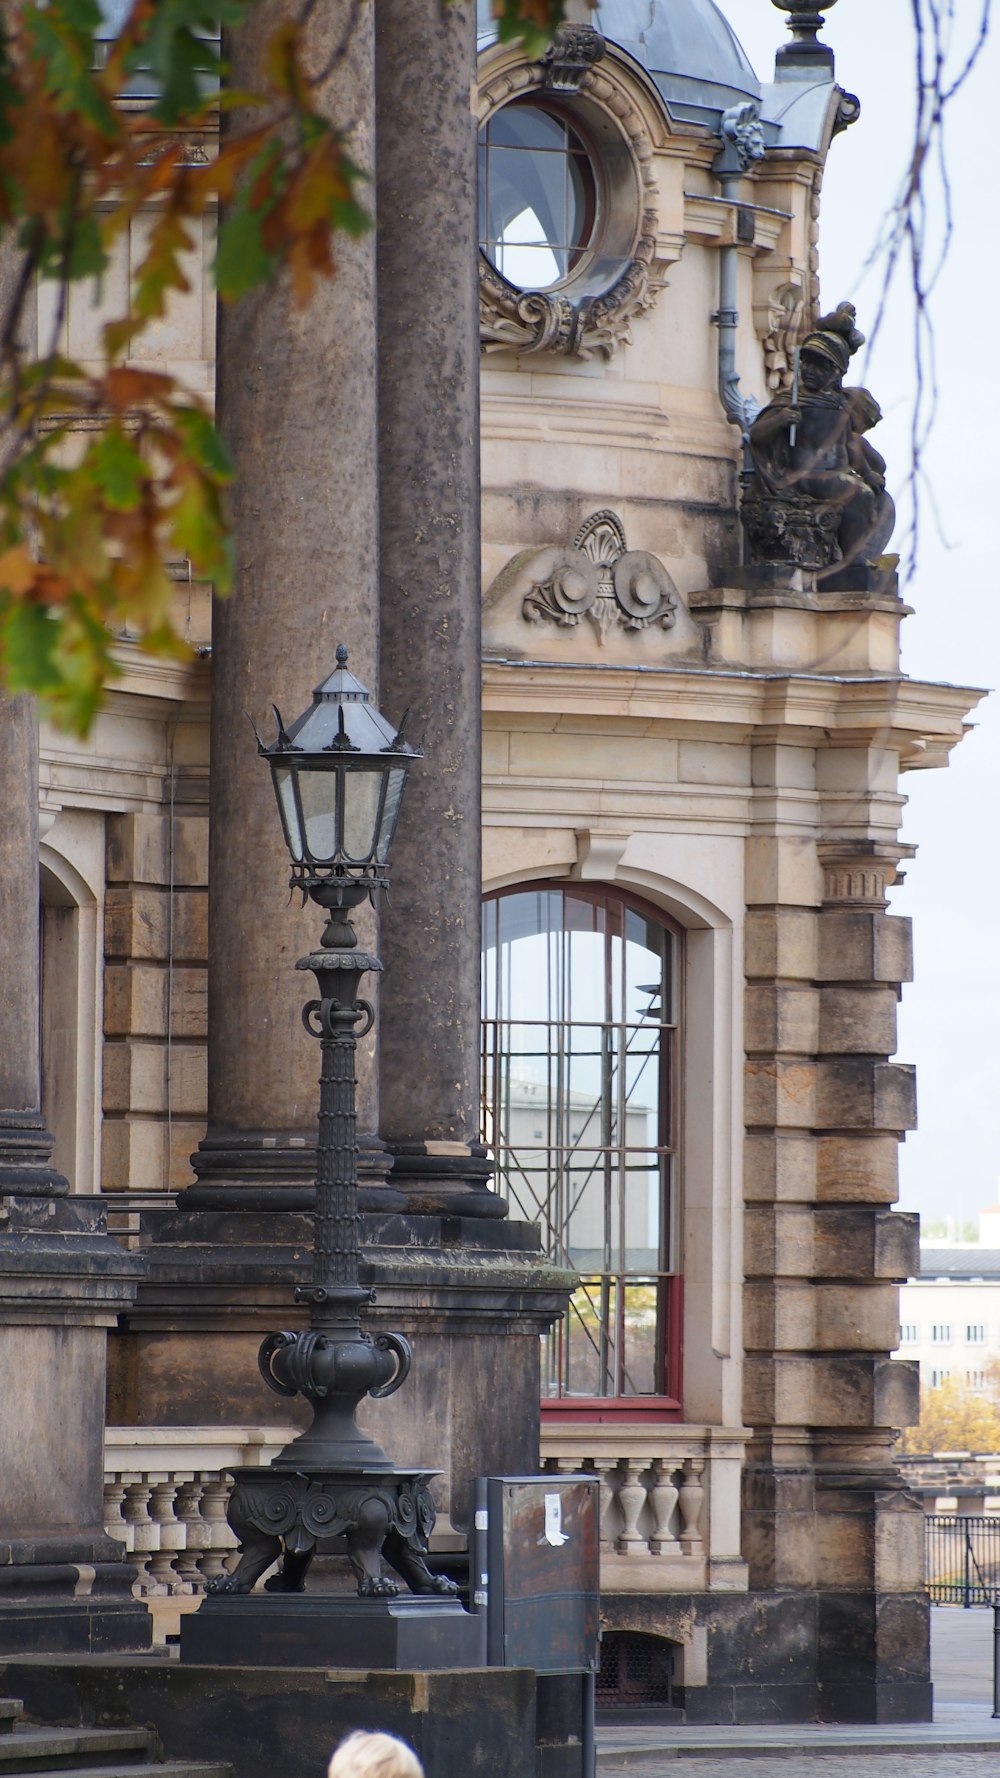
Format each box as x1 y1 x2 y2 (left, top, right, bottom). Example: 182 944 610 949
0 1196 150 1653
180 1593 480 1669
0 1657 538 1778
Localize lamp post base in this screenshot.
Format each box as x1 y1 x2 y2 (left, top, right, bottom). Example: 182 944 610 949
204 1465 458 1602
179 1589 478 1670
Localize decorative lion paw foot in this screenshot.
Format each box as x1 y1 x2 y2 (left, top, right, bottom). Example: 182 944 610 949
358 1574 399 1598
206 1572 247 1596
430 1574 461 1595
416 1574 460 1596
264 1572 306 1594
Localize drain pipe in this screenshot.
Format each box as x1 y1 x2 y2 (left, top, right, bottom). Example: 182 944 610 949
712 103 766 451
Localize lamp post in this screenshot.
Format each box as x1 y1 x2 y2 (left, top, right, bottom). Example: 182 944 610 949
205 648 457 1603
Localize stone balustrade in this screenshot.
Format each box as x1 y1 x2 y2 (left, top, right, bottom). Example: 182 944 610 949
105 1421 750 1605
104 1425 298 1598
540 1422 750 1593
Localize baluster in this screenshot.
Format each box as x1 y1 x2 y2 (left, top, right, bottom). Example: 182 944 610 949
121 1481 158 1594
678 1457 705 1554
147 1480 183 1592
173 1479 208 1593
615 1460 648 1556
649 1461 681 1555
590 1457 620 1550
104 1477 129 1552
197 1476 237 1585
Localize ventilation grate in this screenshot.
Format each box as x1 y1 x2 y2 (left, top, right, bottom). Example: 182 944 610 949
596 1631 675 1710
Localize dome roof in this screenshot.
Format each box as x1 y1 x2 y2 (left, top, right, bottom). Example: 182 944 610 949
592 0 761 121
477 0 762 126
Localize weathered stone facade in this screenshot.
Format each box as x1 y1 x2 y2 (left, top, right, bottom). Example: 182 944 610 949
4 0 985 1725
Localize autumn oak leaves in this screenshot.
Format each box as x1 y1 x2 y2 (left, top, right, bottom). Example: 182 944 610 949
0 0 559 731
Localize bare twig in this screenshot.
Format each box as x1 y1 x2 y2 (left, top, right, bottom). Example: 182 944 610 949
862 0 991 577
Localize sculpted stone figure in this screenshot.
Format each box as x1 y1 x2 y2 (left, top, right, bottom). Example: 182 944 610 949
742 302 895 571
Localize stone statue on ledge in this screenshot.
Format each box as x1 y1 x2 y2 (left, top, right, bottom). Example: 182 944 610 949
742 302 895 573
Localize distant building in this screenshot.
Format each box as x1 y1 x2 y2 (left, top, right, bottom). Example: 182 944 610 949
897 1199 1000 1390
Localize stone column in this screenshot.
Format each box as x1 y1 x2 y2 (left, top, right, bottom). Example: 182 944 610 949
742 735 929 1721
375 0 501 1215
189 0 385 1207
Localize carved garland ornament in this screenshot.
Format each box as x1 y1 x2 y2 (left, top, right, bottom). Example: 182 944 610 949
477 51 665 362
522 510 678 643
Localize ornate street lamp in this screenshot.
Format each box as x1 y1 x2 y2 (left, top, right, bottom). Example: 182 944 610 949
205 648 457 1603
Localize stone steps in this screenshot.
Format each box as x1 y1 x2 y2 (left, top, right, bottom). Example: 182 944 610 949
0 1702 229 1778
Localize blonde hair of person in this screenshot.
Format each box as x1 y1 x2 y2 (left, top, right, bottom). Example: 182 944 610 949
327 1731 425 1778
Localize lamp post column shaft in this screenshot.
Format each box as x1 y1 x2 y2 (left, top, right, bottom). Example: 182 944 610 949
312 997 363 1297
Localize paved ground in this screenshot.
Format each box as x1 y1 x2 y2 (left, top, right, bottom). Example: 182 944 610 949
595 1607 1000 1772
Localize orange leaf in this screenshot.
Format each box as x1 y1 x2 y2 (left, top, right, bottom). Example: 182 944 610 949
0 545 36 596
103 366 176 410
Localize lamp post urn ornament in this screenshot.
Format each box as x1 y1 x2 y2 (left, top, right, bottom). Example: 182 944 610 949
201 648 459 1606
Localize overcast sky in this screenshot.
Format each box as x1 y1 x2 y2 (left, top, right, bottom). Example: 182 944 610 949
718 0 1000 1229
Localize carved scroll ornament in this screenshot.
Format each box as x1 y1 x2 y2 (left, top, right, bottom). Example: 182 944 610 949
480 225 660 362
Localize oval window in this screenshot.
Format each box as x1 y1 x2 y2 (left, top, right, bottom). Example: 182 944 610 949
478 101 598 291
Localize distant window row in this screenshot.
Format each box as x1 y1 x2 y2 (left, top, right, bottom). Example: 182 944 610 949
899 1323 989 1346
928 1368 989 1390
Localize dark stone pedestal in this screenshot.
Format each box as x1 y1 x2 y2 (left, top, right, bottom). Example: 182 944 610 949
180 1594 481 1670
0 1655 537 1778
0 1598 151 1658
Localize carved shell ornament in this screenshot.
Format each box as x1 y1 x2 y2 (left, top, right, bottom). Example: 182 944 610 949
522 511 678 644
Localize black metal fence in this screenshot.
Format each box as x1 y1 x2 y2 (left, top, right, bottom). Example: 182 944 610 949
927 1514 1000 1605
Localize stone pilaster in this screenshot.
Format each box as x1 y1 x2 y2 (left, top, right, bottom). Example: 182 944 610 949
0 699 147 1647
0 695 64 1195
375 0 499 1215
742 747 929 1721
188 0 385 1208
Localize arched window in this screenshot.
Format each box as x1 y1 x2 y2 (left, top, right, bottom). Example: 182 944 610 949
482 883 682 1414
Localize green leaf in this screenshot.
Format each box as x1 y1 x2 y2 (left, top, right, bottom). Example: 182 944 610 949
38 211 108 281
173 407 234 481
169 469 232 586
215 152 282 299
91 426 145 510
1 597 62 696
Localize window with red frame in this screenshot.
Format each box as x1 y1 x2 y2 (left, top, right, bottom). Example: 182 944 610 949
481 884 681 1413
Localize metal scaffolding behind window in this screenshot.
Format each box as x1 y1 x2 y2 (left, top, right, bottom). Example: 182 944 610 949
482 884 681 1405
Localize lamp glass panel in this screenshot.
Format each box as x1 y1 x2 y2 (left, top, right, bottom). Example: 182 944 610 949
297 765 341 864
272 764 304 862
375 766 407 863
341 764 383 863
